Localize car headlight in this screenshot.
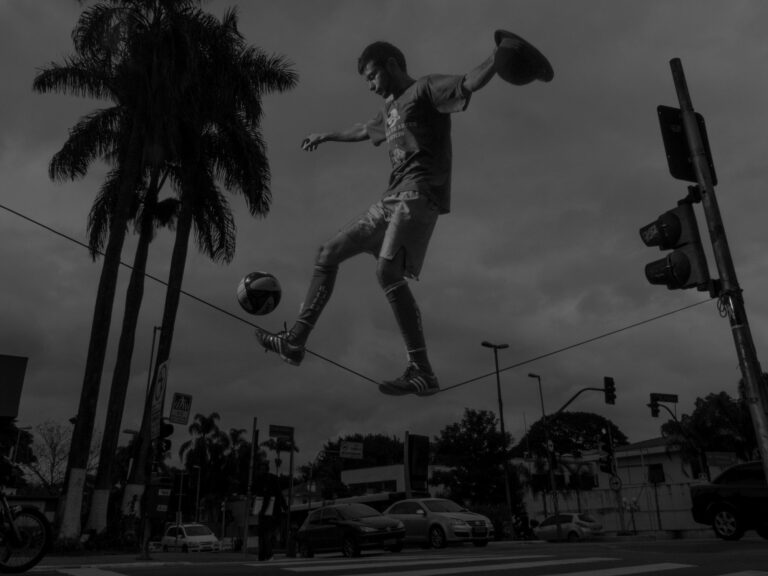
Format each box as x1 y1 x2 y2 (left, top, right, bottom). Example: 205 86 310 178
358 526 378 533
449 519 470 528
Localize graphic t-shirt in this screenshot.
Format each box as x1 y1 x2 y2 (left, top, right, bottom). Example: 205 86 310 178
365 74 469 214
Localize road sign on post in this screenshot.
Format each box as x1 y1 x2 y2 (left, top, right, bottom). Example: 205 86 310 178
169 393 192 425
150 362 168 441
651 393 678 404
268 425 294 441
339 441 363 459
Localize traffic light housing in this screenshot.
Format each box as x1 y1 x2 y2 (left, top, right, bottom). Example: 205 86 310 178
648 397 660 418
603 377 616 405
639 200 710 291
157 421 174 454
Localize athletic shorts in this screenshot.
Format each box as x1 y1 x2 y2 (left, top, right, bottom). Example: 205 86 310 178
339 190 439 279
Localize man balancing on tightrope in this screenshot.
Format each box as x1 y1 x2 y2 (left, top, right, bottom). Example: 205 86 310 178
255 34 552 397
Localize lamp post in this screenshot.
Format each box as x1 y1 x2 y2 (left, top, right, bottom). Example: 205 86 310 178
527 373 562 540
193 465 201 523
481 341 514 538
11 426 32 463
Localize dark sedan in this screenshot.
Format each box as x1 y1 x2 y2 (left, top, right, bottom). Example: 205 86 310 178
690 461 768 540
296 502 405 558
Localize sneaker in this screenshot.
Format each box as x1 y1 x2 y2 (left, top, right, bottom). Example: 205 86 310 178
254 328 305 366
379 364 440 397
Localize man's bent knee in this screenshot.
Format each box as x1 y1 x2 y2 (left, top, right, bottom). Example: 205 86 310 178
377 259 404 289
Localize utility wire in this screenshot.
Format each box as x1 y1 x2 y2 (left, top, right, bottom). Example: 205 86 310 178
0 201 713 392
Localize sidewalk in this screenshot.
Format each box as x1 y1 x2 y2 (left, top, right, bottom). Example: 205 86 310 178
37 551 265 569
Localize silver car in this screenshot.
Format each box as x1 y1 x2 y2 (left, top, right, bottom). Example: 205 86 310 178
383 498 494 548
532 512 604 542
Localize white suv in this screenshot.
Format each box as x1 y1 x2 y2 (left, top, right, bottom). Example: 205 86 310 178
160 523 221 552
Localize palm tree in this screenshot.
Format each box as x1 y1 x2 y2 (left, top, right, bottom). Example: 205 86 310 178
86 169 178 534
128 5 297 503
260 437 299 477
32 0 196 538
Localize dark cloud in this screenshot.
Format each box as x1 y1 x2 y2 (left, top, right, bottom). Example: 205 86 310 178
1 0 767 467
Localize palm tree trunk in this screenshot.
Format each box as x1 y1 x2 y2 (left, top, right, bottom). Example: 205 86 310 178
124 193 194 512
59 126 144 542
86 172 161 534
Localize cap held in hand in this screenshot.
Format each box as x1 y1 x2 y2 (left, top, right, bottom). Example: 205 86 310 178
493 29 554 85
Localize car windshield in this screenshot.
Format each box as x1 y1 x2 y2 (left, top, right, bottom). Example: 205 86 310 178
424 500 465 513
184 525 213 536
339 504 381 519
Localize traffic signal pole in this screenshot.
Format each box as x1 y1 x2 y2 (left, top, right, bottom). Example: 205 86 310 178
670 59 768 481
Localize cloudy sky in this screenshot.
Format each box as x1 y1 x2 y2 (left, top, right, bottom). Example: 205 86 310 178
2 0 768 471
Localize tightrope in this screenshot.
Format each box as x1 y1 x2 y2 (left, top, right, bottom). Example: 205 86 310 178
1 202 714 393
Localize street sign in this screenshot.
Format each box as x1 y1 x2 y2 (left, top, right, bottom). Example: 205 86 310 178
169 392 192 425
651 392 679 403
268 424 294 441
609 475 622 492
150 362 168 440
340 441 364 459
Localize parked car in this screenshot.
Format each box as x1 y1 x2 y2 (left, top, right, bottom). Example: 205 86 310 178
690 461 768 541
296 502 405 558
383 498 494 548
160 523 221 552
532 512 603 542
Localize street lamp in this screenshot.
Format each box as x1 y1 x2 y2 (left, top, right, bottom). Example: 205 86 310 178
527 373 562 539
11 426 32 463
193 465 202 523
481 341 514 538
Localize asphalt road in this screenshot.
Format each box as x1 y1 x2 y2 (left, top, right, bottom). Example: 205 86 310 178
32 537 768 576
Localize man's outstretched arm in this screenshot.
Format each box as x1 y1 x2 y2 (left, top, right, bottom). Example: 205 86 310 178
462 51 497 94
302 123 370 151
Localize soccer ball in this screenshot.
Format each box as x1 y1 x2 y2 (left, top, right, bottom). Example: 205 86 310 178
237 271 281 315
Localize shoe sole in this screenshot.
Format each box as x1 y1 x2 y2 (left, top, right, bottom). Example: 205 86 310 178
255 330 304 366
379 383 439 397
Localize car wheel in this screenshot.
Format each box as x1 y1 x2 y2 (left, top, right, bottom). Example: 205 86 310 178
712 506 745 541
342 535 360 558
388 540 403 553
162 545 168 552
182 544 189 553
429 525 447 549
298 541 314 558
473 540 489 547
567 531 580 542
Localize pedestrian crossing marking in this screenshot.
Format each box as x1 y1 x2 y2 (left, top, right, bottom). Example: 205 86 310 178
535 563 695 576
296 556 616 576
720 572 768 576
55 569 129 576
281 554 551 572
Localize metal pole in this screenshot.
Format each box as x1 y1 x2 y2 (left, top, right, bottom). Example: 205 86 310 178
482 342 514 538
670 59 768 481
194 465 201 523
528 373 562 540
244 418 258 556
286 438 296 557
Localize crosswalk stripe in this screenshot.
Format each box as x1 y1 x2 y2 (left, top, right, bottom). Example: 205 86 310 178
535 563 695 576
55 569 129 576
282 554 551 572
719 572 768 576
320 556 616 576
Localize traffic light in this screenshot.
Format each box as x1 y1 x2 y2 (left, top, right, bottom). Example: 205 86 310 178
639 200 710 291
157 421 174 454
600 427 614 456
603 377 616 405
648 397 660 418
598 456 614 474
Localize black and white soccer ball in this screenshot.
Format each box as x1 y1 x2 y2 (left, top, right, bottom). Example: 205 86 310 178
236 271 282 315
